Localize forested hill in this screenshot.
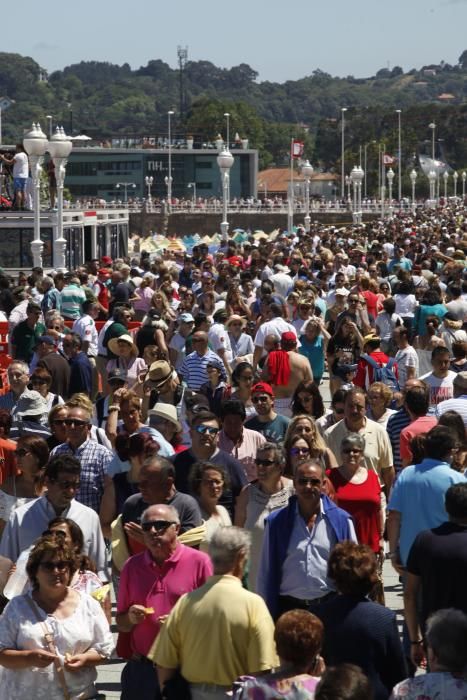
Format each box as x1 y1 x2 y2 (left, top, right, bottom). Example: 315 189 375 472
1 51 466 170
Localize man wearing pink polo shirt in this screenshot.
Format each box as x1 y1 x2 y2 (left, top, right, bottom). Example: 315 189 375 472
116 503 212 700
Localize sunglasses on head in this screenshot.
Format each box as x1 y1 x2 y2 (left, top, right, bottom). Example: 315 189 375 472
141 520 176 533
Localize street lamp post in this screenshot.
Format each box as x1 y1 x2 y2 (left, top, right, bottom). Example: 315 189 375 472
443 171 449 202
355 165 364 224
350 166 358 222
301 159 313 232
345 175 351 202
23 123 49 267
429 122 436 162
410 169 417 214
428 170 437 206
46 115 53 139
165 110 174 212
47 126 73 272
387 168 394 215
453 171 458 199
116 182 136 204
224 112 230 150
462 171 466 199
145 176 154 209
217 148 234 243
396 109 402 205
187 182 196 206
341 107 347 199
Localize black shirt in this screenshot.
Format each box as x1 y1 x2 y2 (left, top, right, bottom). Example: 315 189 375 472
407 521 467 626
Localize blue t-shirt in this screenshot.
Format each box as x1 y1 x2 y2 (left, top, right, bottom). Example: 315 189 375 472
389 458 466 564
245 413 290 443
298 334 325 379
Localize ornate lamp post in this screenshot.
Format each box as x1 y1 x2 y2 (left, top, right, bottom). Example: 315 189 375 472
386 167 395 215
409 169 417 214
428 170 437 206
462 171 466 199
341 107 347 198
165 110 174 212
301 159 313 232
453 171 458 199
350 166 358 222
145 175 154 202
443 171 449 202
187 182 197 206
345 174 351 202
23 123 49 267
47 127 72 272
116 182 136 204
396 109 402 204
354 165 364 223
217 148 234 243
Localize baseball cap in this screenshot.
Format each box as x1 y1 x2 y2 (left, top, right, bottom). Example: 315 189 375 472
35 335 56 347
251 382 274 397
108 368 128 383
101 256 113 265
179 313 195 324
281 331 297 344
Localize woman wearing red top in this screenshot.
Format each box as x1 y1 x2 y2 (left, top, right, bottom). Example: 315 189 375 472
326 433 383 554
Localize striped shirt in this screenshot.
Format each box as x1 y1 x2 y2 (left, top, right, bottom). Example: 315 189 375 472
386 408 411 473
179 349 221 390
60 283 86 320
51 439 112 512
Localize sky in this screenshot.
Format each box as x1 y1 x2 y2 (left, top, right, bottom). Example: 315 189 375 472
4 0 467 82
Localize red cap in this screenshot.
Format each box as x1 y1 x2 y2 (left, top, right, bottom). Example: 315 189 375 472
251 382 274 397
101 256 112 265
281 331 297 344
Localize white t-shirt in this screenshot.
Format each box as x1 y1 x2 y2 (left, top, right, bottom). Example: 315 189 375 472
72 314 98 357
208 323 233 364
169 331 188 371
419 370 457 411
394 294 418 318
395 346 419 387
13 152 29 178
254 318 299 348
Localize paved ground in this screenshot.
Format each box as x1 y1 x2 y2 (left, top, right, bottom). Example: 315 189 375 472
95 371 406 698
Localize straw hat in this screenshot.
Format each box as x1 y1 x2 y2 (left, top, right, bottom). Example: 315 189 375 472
226 315 247 329
148 403 182 433
108 334 137 356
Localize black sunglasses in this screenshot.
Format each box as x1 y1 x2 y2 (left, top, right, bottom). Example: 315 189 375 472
39 560 68 572
63 418 89 427
141 520 177 533
255 458 276 467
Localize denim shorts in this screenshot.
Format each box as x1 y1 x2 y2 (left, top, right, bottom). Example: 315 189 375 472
13 177 27 192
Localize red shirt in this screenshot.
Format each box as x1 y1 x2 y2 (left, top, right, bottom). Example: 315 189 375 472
327 468 382 552
361 290 379 319
0 438 17 484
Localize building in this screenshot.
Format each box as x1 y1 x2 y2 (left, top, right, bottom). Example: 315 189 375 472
65 145 258 202
257 167 338 200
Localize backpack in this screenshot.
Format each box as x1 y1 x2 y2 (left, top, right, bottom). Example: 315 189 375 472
360 353 400 392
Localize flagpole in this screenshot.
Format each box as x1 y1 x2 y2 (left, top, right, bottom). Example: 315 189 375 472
288 138 294 233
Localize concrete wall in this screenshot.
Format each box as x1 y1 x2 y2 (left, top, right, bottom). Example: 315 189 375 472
129 211 376 236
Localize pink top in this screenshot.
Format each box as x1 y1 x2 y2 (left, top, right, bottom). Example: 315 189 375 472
117 544 213 655
218 427 266 481
133 286 154 313
400 415 438 462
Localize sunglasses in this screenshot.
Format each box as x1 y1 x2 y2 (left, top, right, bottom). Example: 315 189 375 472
252 395 270 404
52 418 67 426
290 446 310 457
63 419 89 427
255 458 276 467
343 448 363 454
39 560 68 572
192 338 204 344
31 377 48 384
195 425 219 436
50 479 81 490
141 520 176 533
296 477 322 487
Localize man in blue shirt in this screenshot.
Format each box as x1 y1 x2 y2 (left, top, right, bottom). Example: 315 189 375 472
64 333 93 398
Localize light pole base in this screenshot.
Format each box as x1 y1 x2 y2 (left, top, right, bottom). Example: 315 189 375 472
304 214 311 232
220 220 229 242
30 239 44 268
53 237 68 272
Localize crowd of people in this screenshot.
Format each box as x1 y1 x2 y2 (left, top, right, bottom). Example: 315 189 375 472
0 203 464 699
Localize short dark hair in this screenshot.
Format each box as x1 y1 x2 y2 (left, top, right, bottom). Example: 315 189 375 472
191 411 219 429
274 610 323 669
425 609 467 673
189 461 229 495
315 663 373 700
438 410 465 445
17 435 50 470
404 385 429 416
219 399 246 421
425 426 459 460
431 345 450 361
45 454 81 481
328 542 379 596
445 484 467 520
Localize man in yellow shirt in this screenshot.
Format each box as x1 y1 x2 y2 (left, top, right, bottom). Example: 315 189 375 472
149 527 278 700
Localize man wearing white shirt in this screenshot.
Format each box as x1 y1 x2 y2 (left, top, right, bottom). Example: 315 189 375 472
73 300 99 398
0 453 108 580
0 144 29 210
253 302 298 370
394 326 419 388
420 346 457 414
208 309 233 378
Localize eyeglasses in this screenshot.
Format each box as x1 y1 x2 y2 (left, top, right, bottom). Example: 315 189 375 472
52 418 67 426
141 520 176 533
296 477 322 487
343 448 363 454
39 561 68 572
290 446 311 457
63 418 89 427
349 299 359 304
31 377 48 384
255 458 276 467
50 479 81 490
252 395 270 404
192 338 204 344
201 478 224 487
195 425 219 436
16 448 30 457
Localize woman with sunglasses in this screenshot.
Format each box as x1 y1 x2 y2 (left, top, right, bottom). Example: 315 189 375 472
284 416 338 475
235 442 293 591
189 461 231 550
230 361 257 419
0 535 114 700
0 436 48 536
29 367 64 412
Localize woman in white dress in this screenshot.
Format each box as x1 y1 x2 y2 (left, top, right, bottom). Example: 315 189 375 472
0 435 48 537
235 442 294 591
0 535 114 700
189 461 231 551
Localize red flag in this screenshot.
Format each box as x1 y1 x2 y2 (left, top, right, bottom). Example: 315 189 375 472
291 140 304 159
383 154 396 165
